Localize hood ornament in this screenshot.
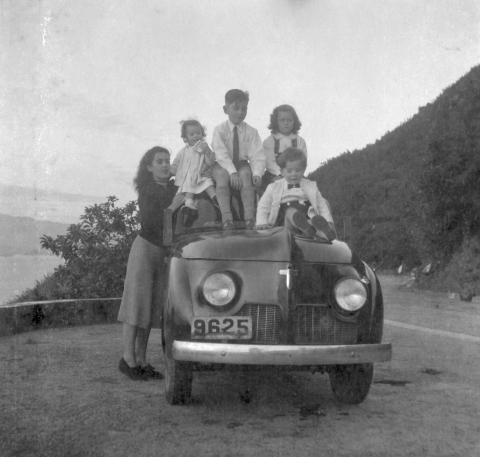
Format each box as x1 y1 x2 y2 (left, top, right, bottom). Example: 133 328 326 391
279 264 294 289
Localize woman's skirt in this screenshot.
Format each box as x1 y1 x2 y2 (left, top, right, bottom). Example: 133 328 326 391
117 235 166 329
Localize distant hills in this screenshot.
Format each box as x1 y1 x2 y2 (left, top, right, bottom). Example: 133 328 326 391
0 213 69 256
0 183 105 224
310 64 480 290
0 184 105 256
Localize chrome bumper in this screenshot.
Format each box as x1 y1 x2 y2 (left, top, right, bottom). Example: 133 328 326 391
173 341 392 365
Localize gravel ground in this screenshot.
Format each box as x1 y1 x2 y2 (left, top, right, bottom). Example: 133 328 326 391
1 275 479 457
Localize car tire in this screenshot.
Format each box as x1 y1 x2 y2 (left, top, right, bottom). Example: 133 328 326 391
164 344 193 405
164 355 192 405
328 363 374 404
162 320 193 405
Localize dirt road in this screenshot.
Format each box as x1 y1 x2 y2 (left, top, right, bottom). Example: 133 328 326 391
1 275 479 457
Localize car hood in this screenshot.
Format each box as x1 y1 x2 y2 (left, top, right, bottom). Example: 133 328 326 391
173 227 353 263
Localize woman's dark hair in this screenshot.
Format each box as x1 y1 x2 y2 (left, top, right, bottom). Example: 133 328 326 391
180 119 206 140
268 104 302 134
277 147 307 170
134 146 170 192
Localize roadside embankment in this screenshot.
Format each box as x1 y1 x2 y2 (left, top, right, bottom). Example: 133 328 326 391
0 298 120 337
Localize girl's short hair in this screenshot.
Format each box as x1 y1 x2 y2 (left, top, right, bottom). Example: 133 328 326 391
134 146 170 192
268 104 302 134
180 119 206 140
277 147 307 170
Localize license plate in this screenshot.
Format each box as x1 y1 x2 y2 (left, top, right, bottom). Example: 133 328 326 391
191 316 252 340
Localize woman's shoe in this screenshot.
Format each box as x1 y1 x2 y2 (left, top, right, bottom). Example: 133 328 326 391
118 358 148 381
141 364 164 380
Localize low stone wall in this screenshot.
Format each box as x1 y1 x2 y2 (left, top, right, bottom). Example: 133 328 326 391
0 298 121 337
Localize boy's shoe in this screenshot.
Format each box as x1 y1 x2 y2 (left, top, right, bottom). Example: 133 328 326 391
118 358 148 381
310 216 336 241
223 220 234 230
181 206 198 227
244 219 255 229
292 211 316 238
140 364 164 380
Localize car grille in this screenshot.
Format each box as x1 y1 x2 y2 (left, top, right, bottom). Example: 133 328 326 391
294 305 357 345
236 304 281 344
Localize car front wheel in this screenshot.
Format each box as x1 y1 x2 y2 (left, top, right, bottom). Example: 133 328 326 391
163 323 193 405
164 348 193 405
328 363 373 404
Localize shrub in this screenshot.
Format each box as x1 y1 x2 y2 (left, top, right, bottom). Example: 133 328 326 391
435 236 480 297
17 196 139 301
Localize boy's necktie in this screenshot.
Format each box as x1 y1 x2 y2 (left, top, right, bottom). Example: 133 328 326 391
288 184 300 189
233 126 240 169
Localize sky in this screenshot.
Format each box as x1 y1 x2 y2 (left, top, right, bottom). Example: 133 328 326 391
1 0 479 207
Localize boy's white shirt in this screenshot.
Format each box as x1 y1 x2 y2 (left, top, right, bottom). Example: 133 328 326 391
256 177 333 226
211 120 265 176
263 133 308 175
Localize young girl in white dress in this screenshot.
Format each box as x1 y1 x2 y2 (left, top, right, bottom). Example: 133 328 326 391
169 119 217 224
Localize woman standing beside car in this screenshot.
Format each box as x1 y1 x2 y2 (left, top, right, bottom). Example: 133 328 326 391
118 146 176 380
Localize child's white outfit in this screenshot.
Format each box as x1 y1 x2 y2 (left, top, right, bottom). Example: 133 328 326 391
263 133 308 176
171 145 214 195
256 177 332 227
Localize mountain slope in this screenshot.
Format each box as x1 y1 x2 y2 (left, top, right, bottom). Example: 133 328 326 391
310 64 480 273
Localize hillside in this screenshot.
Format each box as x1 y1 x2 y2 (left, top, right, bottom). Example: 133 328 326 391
310 65 480 294
0 213 69 256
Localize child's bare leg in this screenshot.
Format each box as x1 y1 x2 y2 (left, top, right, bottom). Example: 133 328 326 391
204 185 221 222
205 186 216 199
212 164 233 223
238 163 255 222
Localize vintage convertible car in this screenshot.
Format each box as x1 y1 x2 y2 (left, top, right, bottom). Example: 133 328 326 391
162 198 392 405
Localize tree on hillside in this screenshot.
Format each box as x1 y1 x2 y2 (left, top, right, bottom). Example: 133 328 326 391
310 65 480 279
421 76 480 262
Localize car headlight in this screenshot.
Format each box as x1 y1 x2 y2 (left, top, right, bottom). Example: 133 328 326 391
334 278 367 312
202 272 236 307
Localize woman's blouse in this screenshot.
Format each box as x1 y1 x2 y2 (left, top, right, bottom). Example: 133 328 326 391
138 180 177 247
